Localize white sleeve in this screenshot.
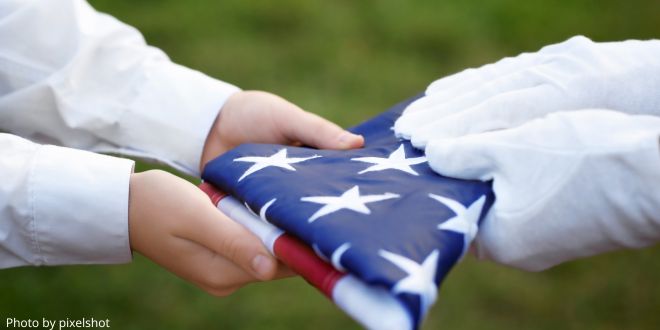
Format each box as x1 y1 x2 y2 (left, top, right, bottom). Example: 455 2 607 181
0 0 240 177
0 133 134 268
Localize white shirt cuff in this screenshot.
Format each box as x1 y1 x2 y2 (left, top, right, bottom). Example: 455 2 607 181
32 145 134 266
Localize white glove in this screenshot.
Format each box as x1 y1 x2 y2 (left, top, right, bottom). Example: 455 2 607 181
394 36 660 148
423 109 660 271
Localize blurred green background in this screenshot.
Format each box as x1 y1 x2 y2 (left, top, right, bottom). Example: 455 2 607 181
3 0 660 329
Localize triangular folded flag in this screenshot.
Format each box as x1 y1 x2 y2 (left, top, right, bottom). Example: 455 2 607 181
201 95 494 329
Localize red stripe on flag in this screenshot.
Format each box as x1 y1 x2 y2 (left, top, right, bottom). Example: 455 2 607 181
273 234 345 298
199 182 225 205
198 182 346 299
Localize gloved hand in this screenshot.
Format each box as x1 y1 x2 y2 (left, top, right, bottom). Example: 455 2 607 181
423 109 660 271
394 36 660 148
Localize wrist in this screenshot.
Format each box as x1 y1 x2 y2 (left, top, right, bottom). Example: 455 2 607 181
200 90 249 173
200 107 225 174
128 170 162 254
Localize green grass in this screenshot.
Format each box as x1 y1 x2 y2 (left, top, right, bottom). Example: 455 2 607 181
2 0 660 329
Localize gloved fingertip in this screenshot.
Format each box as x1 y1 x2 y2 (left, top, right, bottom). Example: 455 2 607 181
411 126 452 149
425 138 495 181
393 117 415 139
403 96 432 114
410 133 431 149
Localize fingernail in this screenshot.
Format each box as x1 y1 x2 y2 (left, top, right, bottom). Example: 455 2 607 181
251 254 274 279
338 132 360 146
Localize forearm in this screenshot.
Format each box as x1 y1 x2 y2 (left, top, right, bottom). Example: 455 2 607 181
0 134 133 268
0 0 239 176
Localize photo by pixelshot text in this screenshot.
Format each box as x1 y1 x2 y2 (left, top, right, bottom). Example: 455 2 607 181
6 317 110 329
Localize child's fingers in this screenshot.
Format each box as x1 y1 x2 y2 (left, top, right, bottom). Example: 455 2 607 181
168 236 256 295
180 204 279 281
281 107 364 150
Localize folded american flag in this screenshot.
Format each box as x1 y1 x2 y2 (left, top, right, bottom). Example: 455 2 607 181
201 95 494 329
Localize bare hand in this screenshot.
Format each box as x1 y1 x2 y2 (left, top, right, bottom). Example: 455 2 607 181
201 90 364 171
128 170 292 296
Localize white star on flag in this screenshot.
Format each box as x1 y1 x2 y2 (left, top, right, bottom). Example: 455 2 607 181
429 194 486 257
351 144 426 175
331 243 351 272
259 198 276 223
379 249 439 318
234 148 320 182
301 185 400 223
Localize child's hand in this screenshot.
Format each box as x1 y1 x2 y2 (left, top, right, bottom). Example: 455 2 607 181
163 90 361 295
128 170 291 296
200 91 364 171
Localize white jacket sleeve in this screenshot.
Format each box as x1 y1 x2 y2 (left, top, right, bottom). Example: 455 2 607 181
0 0 239 268
0 0 240 176
0 133 134 268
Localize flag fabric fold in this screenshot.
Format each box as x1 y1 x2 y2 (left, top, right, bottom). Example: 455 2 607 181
199 185 414 330
201 95 494 329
